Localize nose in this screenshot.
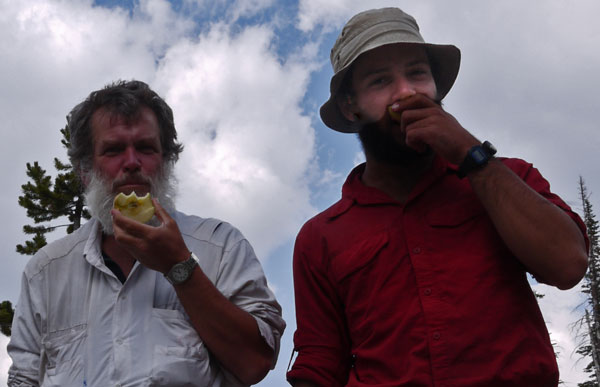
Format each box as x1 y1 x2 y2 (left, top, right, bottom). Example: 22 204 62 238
122 147 141 172
391 76 416 101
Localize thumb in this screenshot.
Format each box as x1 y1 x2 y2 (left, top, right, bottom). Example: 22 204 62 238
151 197 170 224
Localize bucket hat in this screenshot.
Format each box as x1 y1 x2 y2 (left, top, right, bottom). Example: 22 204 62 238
320 7 461 133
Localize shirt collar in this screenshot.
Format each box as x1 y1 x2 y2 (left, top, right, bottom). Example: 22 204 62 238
337 155 457 210
83 218 106 269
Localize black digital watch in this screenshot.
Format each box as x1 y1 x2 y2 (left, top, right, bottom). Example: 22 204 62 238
457 141 497 178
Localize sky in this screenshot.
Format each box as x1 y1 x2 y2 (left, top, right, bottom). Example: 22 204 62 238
1 0 599 385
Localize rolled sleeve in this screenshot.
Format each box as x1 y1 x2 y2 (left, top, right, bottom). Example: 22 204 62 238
216 234 286 368
507 158 588 245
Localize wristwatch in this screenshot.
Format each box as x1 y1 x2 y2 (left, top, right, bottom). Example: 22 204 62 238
164 252 199 285
457 141 497 178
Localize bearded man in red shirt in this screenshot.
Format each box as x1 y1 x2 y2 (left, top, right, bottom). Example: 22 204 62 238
287 7 588 387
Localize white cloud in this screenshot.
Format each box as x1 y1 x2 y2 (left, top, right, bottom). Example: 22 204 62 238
296 0 349 32
534 282 591 385
228 0 275 22
296 0 434 32
153 21 319 259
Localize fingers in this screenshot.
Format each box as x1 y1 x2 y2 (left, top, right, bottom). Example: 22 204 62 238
390 98 475 163
111 201 182 248
401 107 442 130
389 94 438 118
111 209 152 241
151 198 171 225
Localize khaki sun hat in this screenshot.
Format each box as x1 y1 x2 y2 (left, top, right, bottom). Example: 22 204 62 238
320 7 461 133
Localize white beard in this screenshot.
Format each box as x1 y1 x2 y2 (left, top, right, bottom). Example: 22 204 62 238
84 163 177 235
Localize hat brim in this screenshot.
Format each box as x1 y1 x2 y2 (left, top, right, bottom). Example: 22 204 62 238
320 42 461 133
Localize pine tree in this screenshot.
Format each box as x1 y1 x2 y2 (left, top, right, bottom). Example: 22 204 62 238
2 127 90 338
16 127 89 255
0 301 14 336
576 176 600 387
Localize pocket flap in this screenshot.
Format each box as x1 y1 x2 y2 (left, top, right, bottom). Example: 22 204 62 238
331 232 389 283
426 198 484 227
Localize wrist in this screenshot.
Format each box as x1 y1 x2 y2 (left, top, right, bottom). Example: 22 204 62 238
457 141 497 178
164 252 199 285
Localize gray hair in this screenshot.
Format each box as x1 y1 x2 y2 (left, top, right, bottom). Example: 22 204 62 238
66 80 184 179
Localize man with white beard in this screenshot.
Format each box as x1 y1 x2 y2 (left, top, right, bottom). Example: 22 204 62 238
7 80 285 387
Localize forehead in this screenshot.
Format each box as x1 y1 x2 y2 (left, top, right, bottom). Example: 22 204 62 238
352 44 430 76
91 106 161 143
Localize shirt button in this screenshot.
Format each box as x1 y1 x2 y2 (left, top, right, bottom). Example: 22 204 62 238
424 288 432 296
412 247 421 254
116 338 123 345
433 332 441 340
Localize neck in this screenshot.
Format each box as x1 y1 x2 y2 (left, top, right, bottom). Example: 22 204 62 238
102 234 136 277
361 152 434 203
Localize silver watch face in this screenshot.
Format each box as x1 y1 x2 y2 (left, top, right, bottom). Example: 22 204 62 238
171 264 190 283
167 254 198 284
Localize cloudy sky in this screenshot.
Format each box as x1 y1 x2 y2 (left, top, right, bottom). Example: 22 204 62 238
1 0 599 385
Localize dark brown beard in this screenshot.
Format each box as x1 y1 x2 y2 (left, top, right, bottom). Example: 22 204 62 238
357 120 432 166
356 99 441 166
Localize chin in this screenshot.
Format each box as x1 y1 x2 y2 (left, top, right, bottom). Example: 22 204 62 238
358 121 432 166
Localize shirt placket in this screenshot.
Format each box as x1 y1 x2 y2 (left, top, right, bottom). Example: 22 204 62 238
111 264 155 386
403 204 449 384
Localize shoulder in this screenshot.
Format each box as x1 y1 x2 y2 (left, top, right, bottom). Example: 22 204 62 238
23 220 95 280
172 210 246 250
499 157 555 192
500 157 535 175
297 198 352 239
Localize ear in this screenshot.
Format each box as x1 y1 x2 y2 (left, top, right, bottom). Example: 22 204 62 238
79 167 91 188
336 94 359 122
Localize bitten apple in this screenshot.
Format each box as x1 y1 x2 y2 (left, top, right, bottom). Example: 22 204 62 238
113 192 155 223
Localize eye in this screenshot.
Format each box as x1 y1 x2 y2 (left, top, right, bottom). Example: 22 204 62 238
137 144 159 154
408 66 432 79
369 76 390 88
102 146 123 156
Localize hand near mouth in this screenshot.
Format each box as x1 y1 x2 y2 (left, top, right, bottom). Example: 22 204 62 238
388 94 479 164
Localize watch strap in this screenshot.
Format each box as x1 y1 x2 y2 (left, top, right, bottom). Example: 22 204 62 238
457 141 497 179
164 252 199 285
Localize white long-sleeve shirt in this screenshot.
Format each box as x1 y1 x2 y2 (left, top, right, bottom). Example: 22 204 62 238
8 212 285 386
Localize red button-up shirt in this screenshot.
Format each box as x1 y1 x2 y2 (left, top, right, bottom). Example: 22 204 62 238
288 157 586 387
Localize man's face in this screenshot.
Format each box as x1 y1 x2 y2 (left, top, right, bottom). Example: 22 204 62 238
342 44 438 164
85 107 176 234
90 106 163 196
347 44 437 123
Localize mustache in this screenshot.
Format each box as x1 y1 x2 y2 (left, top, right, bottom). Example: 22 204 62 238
354 97 443 128
84 164 177 235
111 172 153 191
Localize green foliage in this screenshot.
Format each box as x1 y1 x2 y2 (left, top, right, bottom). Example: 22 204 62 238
5 127 92 337
0 301 14 337
16 127 90 255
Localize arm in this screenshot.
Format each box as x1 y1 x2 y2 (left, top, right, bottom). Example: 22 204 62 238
171 257 275 384
111 201 277 385
287 225 351 387
467 159 587 289
394 95 588 289
7 271 41 386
